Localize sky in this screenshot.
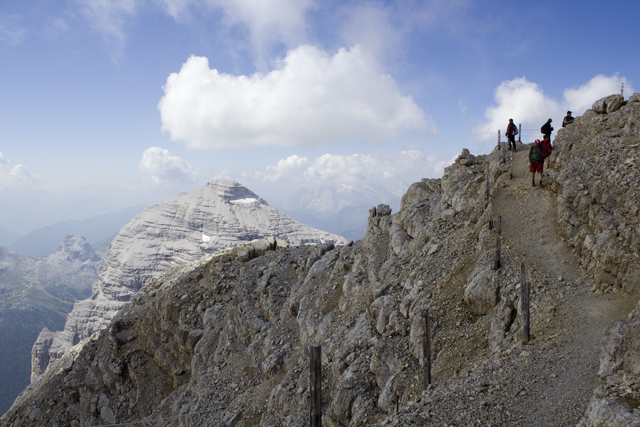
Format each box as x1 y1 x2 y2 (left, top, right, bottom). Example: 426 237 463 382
1 0 638 236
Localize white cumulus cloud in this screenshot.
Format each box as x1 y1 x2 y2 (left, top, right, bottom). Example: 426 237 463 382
139 147 198 185
255 151 453 196
476 74 634 141
159 45 431 149
0 152 40 189
475 77 562 140
563 74 633 114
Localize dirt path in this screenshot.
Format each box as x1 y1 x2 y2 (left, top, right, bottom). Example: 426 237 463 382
492 142 634 425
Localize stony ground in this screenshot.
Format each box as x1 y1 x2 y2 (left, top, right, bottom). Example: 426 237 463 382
384 142 635 426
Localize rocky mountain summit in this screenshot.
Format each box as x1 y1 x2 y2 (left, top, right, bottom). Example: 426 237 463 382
4 94 640 426
30 179 348 382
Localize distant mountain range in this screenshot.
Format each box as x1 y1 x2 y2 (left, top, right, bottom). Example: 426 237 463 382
8 205 146 257
0 235 102 415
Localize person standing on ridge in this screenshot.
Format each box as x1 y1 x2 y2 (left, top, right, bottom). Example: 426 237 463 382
563 111 574 127
506 119 518 151
541 118 554 141
529 139 552 187
541 134 553 176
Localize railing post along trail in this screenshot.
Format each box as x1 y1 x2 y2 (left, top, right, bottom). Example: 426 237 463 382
486 162 490 199
486 162 493 229
518 124 522 143
510 151 513 179
421 308 432 388
497 130 501 150
488 195 494 230
520 263 530 344
309 343 322 427
494 215 501 270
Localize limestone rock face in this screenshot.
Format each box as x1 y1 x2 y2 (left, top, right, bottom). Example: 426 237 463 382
580 398 640 427
579 302 640 426
592 94 625 114
31 179 348 380
552 93 640 291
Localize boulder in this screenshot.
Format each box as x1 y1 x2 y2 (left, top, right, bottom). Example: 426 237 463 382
592 94 625 114
464 251 499 315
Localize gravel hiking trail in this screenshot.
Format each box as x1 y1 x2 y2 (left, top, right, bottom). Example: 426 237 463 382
490 142 635 426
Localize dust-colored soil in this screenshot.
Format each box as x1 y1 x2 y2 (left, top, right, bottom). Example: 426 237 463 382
492 142 635 425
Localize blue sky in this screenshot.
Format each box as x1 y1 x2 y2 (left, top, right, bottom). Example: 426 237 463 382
1 0 638 235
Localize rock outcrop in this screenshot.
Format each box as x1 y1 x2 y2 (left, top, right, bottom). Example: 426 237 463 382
551 94 640 291
578 300 640 426
30 179 348 381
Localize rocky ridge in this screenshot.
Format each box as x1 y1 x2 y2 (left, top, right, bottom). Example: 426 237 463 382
30 179 348 382
4 94 640 426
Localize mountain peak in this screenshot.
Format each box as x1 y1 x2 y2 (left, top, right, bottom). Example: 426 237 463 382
51 235 101 263
205 179 262 201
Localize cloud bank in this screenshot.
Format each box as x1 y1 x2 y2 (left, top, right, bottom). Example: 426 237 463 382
139 147 197 185
254 150 453 196
0 153 39 189
159 45 431 149
476 74 633 140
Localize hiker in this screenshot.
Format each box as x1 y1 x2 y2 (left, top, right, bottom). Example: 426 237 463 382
529 139 551 187
505 119 518 151
541 118 554 141
562 111 574 127
541 134 553 175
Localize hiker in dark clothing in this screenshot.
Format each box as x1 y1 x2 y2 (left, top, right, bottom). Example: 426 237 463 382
506 119 518 151
541 119 553 141
530 139 552 187
542 134 553 173
562 111 574 127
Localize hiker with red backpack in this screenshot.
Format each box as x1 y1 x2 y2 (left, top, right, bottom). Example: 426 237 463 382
529 139 552 187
